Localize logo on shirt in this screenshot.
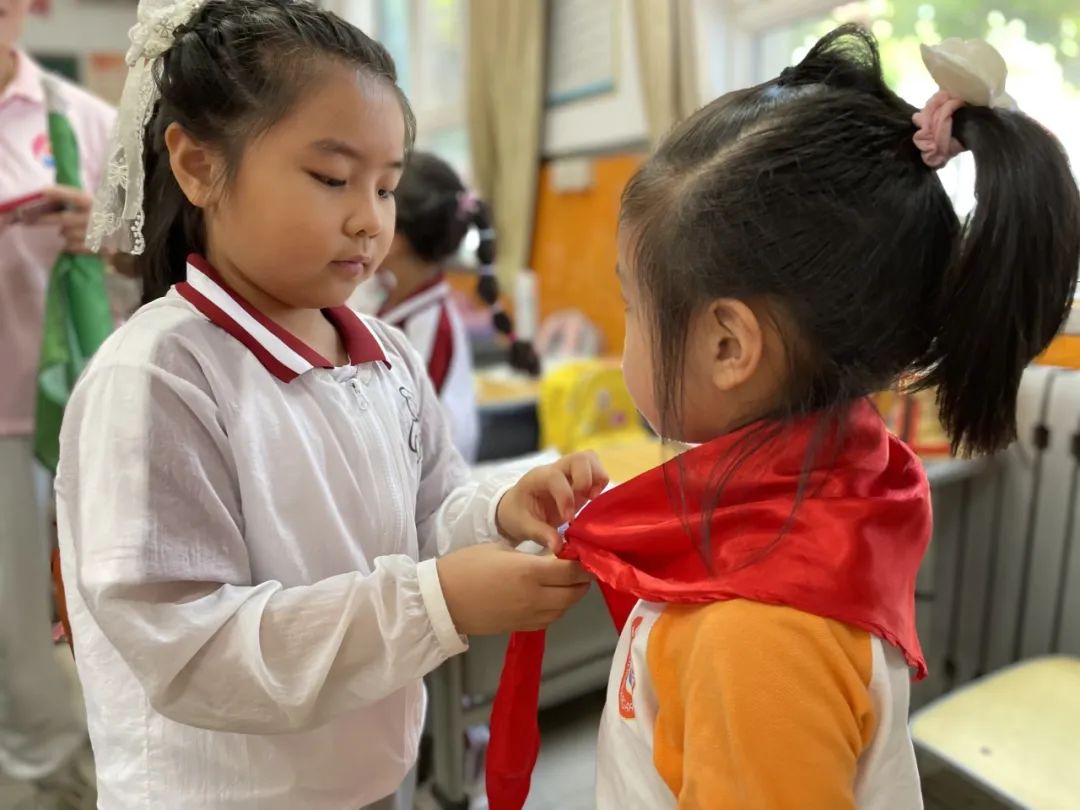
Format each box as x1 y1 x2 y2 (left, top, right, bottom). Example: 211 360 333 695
398 386 422 463
32 133 55 169
619 616 645 719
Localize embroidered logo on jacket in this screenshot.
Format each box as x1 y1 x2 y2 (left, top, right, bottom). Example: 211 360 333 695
398 386 422 463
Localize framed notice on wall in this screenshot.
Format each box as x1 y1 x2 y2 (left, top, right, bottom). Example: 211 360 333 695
545 0 618 106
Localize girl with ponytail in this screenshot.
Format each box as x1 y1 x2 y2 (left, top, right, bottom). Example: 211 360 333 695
485 24 1080 810
378 152 539 461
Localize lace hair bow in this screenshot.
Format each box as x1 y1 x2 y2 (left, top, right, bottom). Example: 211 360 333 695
86 0 208 254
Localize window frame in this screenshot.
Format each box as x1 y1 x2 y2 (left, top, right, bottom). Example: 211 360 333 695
377 0 470 172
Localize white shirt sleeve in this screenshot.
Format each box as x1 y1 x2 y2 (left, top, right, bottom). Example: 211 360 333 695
56 362 467 736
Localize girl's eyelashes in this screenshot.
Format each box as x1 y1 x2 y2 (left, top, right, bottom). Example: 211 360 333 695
308 172 399 199
310 172 347 188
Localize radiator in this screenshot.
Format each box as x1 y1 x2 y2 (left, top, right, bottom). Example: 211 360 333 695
915 366 1080 706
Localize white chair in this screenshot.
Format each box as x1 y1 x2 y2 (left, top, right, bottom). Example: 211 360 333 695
911 656 1080 809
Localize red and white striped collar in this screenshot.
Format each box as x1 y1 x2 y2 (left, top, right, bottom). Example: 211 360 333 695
176 255 389 383
378 276 452 326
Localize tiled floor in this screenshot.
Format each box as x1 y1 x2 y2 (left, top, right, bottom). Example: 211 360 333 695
415 692 603 810
522 692 604 810
0 644 89 809
0 765 35 807
2 647 1015 810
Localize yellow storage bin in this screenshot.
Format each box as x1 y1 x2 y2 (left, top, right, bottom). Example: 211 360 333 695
538 359 650 454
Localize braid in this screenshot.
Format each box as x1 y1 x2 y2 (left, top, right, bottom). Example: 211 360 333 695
395 152 541 375
469 200 540 376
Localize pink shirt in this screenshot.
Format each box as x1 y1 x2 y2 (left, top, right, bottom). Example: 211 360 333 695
0 50 115 436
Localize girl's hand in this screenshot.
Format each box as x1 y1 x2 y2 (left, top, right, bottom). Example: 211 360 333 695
29 186 96 254
495 451 609 553
437 543 591 635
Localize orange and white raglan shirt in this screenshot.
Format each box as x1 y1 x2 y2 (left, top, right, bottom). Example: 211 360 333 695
486 400 931 810
596 598 922 809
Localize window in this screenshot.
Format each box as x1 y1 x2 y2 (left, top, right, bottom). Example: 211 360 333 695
754 2 1080 218
378 0 471 178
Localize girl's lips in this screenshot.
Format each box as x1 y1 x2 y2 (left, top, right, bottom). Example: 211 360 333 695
331 257 371 278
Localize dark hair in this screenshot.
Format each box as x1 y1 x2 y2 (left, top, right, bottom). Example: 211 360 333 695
137 0 415 304
393 152 540 375
622 24 1080 458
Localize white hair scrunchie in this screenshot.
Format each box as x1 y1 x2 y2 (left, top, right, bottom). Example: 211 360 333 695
86 0 209 255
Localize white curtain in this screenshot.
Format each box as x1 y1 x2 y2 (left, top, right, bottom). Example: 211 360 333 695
632 0 701 144
466 0 547 286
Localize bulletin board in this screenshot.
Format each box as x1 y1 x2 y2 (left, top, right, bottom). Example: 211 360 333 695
529 153 645 354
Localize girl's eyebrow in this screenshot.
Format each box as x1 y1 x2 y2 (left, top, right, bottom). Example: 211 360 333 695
310 138 404 169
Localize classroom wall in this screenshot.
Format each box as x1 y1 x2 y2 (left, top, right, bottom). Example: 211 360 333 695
541 1 648 158
21 0 133 57
530 154 644 355
20 0 136 104
20 1 381 82
536 3 642 353
534 2 653 353
542 0 722 159
534 1 725 354
1039 307 1080 369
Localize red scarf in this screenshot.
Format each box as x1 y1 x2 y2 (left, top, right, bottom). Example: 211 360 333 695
485 399 930 810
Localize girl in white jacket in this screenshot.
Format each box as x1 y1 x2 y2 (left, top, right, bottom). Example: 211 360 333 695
59 3 604 808
378 153 539 461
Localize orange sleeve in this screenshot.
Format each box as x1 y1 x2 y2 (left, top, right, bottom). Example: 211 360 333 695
647 599 876 810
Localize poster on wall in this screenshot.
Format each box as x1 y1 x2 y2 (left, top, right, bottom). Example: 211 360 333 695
86 52 128 105
30 0 51 16
546 0 618 106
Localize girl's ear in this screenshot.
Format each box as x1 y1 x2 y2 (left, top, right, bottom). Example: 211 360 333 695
165 122 223 209
702 298 765 393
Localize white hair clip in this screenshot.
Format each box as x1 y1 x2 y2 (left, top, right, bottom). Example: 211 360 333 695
912 38 1016 169
86 0 209 254
919 38 1016 110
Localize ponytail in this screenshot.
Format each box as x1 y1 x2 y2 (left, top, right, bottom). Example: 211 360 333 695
922 107 1080 455
396 153 541 376
467 198 541 376
619 24 1079 461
